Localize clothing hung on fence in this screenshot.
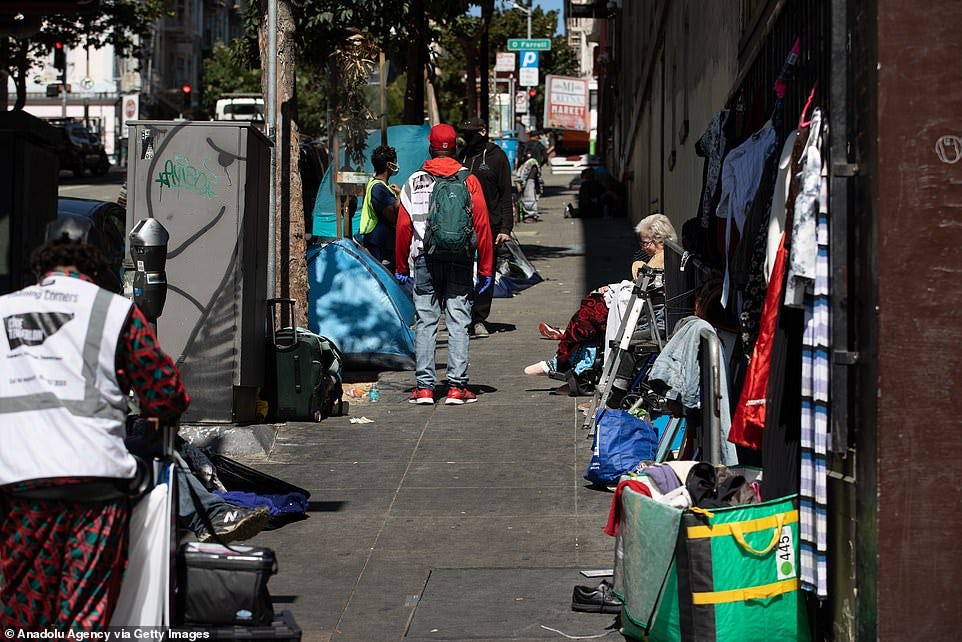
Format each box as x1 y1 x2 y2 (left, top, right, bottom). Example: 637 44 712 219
798 109 830 598
728 119 812 450
785 109 824 307
649 317 739 465
717 122 778 307
695 109 734 230
766 130 799 283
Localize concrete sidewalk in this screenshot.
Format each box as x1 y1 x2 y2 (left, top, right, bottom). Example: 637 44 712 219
246 170 638 641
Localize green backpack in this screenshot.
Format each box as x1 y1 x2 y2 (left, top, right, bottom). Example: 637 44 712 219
423 168 477 263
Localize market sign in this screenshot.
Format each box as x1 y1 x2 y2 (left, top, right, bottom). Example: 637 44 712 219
543 75 589 131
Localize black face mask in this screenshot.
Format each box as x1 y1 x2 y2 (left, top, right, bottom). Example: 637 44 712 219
463 130 486 152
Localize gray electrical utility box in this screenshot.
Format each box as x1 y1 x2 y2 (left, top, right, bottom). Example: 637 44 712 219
125 120 271 423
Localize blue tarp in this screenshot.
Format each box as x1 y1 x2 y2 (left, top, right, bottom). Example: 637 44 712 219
307 238 416 371
311 124 432 239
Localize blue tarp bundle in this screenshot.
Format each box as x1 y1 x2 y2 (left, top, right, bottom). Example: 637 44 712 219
311 124 432 239
307 238 416 370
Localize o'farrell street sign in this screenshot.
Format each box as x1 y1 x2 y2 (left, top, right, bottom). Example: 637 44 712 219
507 38 551 51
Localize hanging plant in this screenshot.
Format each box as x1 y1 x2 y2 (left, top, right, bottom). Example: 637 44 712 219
329 31 379 168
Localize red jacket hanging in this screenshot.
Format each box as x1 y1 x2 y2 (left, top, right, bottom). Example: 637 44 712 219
728 231 788 450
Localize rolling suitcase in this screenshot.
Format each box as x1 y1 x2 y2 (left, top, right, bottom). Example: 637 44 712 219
266 298 342 422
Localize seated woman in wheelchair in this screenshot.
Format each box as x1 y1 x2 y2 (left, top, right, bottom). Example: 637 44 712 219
523 213 677 388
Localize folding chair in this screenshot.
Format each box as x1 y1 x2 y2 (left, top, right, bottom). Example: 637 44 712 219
582 266 665 434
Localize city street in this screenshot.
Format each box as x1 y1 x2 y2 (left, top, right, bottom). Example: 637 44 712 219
57 165 124 202
237 170 638 641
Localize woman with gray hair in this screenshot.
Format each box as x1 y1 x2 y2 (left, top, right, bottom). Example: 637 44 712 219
525 213 677 380
630 213 676 277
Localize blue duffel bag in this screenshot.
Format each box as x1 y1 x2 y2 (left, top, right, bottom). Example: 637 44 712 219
584 409 658 486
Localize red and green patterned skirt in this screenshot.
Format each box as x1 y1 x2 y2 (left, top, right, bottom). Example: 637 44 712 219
0 490 129 630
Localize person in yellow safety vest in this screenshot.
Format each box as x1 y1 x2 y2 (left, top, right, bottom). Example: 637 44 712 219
358 145 402 272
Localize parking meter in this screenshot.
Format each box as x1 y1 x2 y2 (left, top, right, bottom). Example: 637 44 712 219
128 218 169 324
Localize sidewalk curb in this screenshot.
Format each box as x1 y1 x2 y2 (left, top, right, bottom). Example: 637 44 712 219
179 423 278 458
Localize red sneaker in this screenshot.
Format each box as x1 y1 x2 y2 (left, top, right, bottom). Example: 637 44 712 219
408 388 435 405
539 321 564 341
445 387 478 405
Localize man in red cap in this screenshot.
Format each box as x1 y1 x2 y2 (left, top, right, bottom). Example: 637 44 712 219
395 124 493 405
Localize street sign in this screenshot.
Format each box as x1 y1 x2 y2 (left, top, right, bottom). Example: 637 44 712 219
122 94 139 138
495 52 516 72
516 90 529 114
544 74 589 131
507 38 551 51
519 51 539 68
519 67 539 87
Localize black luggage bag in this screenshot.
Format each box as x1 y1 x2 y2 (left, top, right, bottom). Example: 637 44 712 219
176 542 276 626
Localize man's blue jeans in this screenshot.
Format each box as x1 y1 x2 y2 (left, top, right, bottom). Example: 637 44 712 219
412 256 473 389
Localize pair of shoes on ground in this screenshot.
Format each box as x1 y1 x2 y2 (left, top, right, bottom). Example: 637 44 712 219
197 505 271 544
469 321 489 338
409 387 478 405
538 321 563 340
571 579 623 614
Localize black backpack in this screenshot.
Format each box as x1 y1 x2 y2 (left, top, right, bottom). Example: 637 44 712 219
423 169 477 263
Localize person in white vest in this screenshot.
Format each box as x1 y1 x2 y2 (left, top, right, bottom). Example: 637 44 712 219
0 219 190 630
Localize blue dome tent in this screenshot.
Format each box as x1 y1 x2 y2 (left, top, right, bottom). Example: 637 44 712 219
307 238 415 370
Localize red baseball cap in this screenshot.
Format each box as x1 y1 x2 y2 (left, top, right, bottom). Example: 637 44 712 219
429 124 457 151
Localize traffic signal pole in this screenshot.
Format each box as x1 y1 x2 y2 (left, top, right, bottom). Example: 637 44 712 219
56 43 67 118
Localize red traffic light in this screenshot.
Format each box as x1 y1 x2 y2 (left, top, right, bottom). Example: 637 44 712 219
182 84 192 94
53 42 66 74
528 88 537 98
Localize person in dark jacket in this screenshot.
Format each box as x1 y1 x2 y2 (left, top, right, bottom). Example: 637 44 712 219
458 116 514 338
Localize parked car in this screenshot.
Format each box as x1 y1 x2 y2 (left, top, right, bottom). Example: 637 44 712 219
56 198 126 293
54 120 110 177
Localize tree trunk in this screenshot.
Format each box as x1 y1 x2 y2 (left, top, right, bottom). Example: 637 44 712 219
403 0 426 125
259 0 307 326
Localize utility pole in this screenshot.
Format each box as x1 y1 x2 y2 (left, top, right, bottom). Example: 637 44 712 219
266 0 277 299
508 1 532 39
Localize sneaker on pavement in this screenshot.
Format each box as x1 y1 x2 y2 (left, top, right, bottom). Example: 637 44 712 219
524 360 551 376
445 387 478 405
408 387 435 405
470 321 489 338
197 506 271 544
538 321 564 340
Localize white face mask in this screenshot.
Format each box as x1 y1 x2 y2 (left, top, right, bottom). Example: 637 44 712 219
387 162 399 176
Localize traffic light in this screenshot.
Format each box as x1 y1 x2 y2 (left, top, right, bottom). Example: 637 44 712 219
528 88 537 99
53 42 66 79
181 83 192 107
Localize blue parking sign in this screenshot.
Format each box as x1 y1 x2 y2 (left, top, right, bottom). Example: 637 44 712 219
519 51 539 68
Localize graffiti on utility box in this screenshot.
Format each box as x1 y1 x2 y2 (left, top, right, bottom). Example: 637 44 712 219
154 154 219 199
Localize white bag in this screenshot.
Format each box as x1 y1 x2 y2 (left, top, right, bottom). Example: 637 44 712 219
110 463 175 626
